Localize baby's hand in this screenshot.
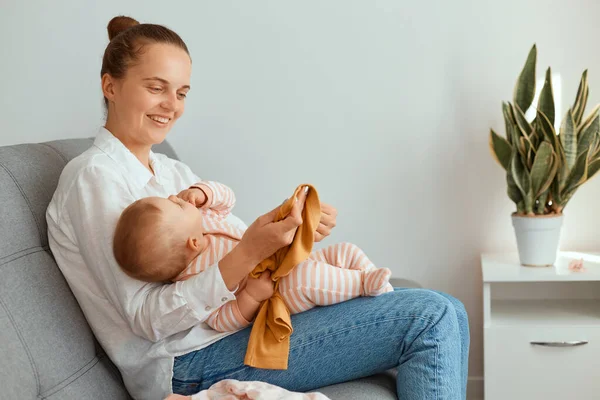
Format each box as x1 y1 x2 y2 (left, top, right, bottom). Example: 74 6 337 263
245 271 275 303
177 187 207 208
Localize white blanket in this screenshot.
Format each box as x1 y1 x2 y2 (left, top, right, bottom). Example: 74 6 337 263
184 379 331 400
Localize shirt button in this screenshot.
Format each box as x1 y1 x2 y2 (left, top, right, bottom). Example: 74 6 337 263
221 297 228 302
205 306 211 311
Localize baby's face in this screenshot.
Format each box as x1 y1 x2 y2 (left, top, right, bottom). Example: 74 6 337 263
150 196 206 251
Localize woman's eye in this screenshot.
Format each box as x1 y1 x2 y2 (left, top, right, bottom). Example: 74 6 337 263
149 87 162 92
177 93 187 99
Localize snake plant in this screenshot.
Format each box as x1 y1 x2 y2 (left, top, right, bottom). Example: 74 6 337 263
489 44 600 216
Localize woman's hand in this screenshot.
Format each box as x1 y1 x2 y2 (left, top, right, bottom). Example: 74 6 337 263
244 271 275 302
236 188 308 266
314 202 337 242
218 188 308 289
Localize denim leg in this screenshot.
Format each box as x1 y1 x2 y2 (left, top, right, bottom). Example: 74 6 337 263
173 288 464 399
430 290 470 399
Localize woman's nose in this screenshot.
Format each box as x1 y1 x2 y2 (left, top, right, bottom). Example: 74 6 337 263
160 100 174 112
160 92 177 111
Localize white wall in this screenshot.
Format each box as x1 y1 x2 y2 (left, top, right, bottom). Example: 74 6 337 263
3 0 600 389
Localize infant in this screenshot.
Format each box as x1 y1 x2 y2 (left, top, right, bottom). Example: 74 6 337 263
113 181 393 332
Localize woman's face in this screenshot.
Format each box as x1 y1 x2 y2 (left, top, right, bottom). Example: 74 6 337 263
104 43 191 146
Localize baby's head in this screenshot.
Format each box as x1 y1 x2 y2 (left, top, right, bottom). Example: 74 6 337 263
113 195 206 282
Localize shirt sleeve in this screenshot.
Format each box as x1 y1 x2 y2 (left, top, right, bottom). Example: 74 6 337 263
62 165 236 342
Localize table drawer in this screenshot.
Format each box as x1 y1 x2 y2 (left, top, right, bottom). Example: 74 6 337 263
484 326 600 400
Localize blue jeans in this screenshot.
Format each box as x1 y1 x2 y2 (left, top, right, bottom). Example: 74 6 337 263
172 288 469 399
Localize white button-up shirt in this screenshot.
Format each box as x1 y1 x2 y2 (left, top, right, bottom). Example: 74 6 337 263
46 128 245 399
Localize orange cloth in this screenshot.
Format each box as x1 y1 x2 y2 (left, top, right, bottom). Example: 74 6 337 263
243 184 321 369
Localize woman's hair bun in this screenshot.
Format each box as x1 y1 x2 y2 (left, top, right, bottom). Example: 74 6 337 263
107 16 140 41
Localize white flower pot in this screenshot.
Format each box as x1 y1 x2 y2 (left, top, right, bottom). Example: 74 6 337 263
511 213 564 267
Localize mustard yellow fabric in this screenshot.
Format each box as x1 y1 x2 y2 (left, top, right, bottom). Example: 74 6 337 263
243 184 321 369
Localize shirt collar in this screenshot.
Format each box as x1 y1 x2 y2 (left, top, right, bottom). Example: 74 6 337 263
93 127 162 188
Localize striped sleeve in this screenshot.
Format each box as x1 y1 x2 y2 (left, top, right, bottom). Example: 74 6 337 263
190 180 236 218
205 300 252 332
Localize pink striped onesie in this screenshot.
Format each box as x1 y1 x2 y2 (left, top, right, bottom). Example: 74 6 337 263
175 181 393 332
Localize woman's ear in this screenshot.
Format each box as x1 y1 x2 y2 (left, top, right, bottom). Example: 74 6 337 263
101 73 117 103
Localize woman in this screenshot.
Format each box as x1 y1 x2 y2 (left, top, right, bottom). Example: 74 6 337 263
46 16 469 400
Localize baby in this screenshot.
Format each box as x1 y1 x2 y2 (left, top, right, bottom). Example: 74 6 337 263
113 181 393 332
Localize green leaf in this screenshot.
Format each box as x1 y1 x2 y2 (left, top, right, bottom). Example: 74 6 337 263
560 109 578 171
562 148 589 195
551 178 562 209
489 129 512 170
593 135 600 159
538 67 555 126
518 137 527 160
526 141 534 169
577 104 600 131
512 103 533 137
507 170 522 205
572 70 589 125
577 114 599 156
539 156 559 199
530 142 554 197
557 159 568 194
536 110 559 151
531 126 540 149
506 103 522 145
502 102 515 145
514 44 537 113
588 158 600 181
535 190 549 214
511 150 531 199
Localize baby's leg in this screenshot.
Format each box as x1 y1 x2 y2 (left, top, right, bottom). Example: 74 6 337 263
278 260 392 315
308 242 393 294
309 242 375 271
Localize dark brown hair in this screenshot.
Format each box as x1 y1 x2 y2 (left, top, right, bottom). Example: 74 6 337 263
113 198 188 282
100 16 190 108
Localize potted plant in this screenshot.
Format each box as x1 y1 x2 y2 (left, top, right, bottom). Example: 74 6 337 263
489 44 600 266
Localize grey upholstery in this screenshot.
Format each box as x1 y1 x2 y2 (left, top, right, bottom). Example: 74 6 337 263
0 138 409 399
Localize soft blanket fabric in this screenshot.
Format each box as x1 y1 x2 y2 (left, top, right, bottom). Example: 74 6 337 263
166 380 330 400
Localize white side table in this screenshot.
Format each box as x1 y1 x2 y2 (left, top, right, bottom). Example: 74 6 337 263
482 252 600 400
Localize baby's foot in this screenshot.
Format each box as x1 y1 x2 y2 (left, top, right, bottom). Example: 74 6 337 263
362 267 393 296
